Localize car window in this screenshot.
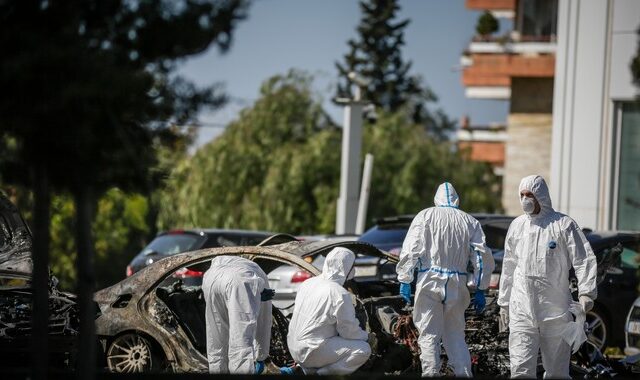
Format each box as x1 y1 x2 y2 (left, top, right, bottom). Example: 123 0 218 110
216 235 241 247
140 234 204 256
482 225 509 252
244 235 271 246
621 242 640 269
359 226 409 245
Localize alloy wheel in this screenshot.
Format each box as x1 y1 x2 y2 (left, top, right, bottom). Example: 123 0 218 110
585 310 607 350
107 333 156 373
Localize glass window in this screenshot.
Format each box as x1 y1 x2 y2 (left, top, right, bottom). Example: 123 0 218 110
358 225 409 253
517 0 558 40
140 234 204 256
616 103 640 230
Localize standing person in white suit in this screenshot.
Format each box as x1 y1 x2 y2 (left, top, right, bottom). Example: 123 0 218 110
396 182 494 377
202 256 275 374
287 247 371 375
498 175 598 378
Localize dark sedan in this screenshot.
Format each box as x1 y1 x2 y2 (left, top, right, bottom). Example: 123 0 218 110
126 229 274 279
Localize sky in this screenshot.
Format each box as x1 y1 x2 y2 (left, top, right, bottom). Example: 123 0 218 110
178 0 510 147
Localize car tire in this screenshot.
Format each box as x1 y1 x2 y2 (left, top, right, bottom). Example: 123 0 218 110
585 306 609 350
106 333 164 373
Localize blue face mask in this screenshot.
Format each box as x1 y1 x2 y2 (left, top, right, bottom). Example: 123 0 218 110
521 196 536 214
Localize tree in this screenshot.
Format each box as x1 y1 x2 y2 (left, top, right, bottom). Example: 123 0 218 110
157 70 339 233
476 11 499 38
158 72 501 235
335 0 454 139
0 0 248 377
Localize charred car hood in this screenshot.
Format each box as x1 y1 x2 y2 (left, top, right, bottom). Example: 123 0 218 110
0 194 32 275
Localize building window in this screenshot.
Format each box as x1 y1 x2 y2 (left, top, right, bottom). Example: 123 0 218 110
516 0 558 41
615 102 640 230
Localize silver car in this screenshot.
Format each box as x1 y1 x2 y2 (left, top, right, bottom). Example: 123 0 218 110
265 234 397 312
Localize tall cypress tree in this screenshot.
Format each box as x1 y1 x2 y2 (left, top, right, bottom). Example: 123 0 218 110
335 0 454 139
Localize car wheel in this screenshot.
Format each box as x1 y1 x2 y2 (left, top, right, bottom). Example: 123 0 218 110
106 333 163 373
585 307 608 350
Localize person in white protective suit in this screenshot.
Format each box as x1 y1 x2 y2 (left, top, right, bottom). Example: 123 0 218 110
202 255 274 374
396 182 495 377
286 247 371 375
498 175 598 379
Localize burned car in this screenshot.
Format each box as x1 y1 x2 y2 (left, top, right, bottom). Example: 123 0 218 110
94 239 414 373
0 193 79 368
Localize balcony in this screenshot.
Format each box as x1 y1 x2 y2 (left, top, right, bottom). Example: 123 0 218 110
466 0 516 17
460 35 555 99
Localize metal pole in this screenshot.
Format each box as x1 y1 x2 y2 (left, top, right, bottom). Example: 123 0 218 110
336 88 363 234
356 154 374 235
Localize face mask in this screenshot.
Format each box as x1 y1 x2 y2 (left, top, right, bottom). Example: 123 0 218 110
521 196 536 214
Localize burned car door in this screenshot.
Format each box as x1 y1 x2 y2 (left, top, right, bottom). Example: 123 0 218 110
0 193 32 274
0 192 79 369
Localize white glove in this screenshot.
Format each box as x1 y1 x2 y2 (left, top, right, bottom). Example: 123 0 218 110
579 295 594 313
499 307 509 331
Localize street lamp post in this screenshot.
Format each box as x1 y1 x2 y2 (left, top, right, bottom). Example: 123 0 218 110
335 73 369 235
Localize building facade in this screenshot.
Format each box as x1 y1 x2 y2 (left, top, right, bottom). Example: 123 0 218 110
462 0 558 215
551 0 640 230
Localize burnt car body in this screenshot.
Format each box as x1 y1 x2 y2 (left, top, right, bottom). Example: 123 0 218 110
0 193 79 368
94 240 405 373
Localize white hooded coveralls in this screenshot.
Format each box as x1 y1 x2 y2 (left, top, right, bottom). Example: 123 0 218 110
202 256 272 374
498 175 598 378
287 247 371 375
396 183 494 377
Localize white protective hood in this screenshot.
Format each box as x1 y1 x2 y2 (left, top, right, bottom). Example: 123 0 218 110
320 247 356 286
433 182 460 208
518 175 553 217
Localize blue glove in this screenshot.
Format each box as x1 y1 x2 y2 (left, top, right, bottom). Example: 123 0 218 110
399 282 412 305
261 288 275 301
255 361 265 374
473 290 486 314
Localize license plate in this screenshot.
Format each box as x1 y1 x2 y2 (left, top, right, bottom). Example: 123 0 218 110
489 273 501 289
354 265 377 277
628 321 640 335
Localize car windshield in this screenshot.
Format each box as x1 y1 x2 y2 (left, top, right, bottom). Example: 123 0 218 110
358 225 409 251
139 234 204 256
483 225 509 252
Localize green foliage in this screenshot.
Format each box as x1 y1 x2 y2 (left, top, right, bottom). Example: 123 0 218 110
48 189 149 290
335 0 455 139
363 112 501 219
157 70 339 233
476 11 499 37
158 72 501 235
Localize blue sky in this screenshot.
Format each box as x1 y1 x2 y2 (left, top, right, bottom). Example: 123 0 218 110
178 0 510 147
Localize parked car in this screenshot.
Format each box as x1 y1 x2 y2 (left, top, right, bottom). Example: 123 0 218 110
126 229 274 280
583 231 640 349
0 193 80 369
263 234 397 311
625 296 640 356
94 240 406 373
358 214 515 256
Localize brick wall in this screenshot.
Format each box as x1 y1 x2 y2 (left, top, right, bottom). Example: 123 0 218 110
502 113 553 215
